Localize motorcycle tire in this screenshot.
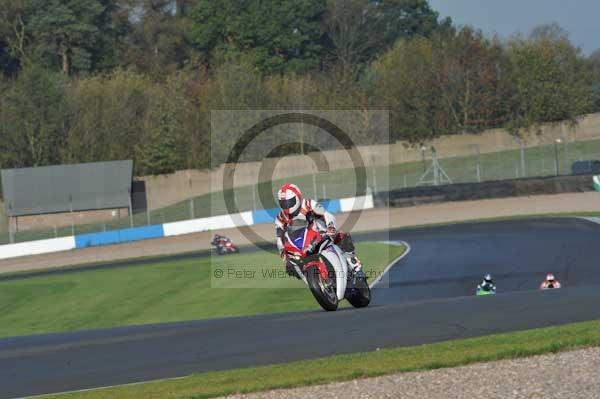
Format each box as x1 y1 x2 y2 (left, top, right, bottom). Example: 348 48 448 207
306 260 338 311
217 247 225 255
347 274 371 308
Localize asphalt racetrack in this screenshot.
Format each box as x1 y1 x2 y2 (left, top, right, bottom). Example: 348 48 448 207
3 217 600 398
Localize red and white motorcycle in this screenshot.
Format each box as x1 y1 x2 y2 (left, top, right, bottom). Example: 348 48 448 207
283 219 370 311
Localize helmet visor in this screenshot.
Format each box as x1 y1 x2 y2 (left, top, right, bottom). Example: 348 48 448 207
279 197 297 210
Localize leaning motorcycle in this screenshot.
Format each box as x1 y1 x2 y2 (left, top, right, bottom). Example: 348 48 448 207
212 239 240 255
283 219 371 311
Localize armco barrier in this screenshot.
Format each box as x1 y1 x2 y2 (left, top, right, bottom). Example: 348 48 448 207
163 212 254 237
75 225 165 249
0 236 76 260
0 194 373 260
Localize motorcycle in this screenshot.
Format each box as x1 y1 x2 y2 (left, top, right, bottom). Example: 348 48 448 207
476 285 496 296
283 219 371 311
211 237 240 255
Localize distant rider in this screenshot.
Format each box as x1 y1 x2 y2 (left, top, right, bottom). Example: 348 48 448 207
211 234 231 246
477 274 496 293
275 183 363 279
540 273 561 289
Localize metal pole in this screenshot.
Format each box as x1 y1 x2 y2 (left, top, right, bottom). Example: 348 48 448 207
372 166 378 193
520 141 526 178
563 138 569 175
69 195 75 236
554 141 560 176
432 148 439 186
252 184 257 209
128 192 134 228
421 147 427 173
312 174 318 199
322 184 327 200
8 216 14 244
146 184 151 226
188 178 195 219
475 144 481 183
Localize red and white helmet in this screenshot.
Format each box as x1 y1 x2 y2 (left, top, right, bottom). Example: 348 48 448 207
277 183 302 216
546 273 555 282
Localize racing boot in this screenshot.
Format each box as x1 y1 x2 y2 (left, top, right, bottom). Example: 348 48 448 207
345 253 365 282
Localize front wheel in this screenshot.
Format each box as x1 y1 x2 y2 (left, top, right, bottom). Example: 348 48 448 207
306 261 338 311
347 273 371 308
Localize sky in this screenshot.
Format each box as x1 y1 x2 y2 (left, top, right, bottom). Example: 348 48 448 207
428 0 600 55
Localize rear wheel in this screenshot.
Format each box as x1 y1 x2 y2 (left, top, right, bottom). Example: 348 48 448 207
347 273 371 308
306 260 338 311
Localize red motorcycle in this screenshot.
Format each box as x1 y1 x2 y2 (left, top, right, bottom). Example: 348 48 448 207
211 235 240 255
284 219 370 311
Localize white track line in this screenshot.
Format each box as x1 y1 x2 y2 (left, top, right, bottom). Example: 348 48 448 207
579 217 600 225
370 240 412 289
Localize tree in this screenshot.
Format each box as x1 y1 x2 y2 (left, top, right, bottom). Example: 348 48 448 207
65 69 153 163
124 0 194 77
0 64 70 168
190 0 326 73
0 0 28 74
430 27 513 133
590 49 600 112
506 25 595 134
135 75 187 175
324 0 451 73
24 0 122 74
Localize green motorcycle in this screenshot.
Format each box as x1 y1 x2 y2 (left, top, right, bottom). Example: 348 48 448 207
476 285 496 296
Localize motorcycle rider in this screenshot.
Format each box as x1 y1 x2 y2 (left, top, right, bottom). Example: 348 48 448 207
275 183 363 279
540 273 561 289
477 274 496 293
211 234 231 246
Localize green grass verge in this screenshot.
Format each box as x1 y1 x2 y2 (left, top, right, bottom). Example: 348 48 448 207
42 319 600 399
0 242 404 338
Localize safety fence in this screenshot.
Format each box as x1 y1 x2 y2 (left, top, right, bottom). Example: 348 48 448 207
0 195 374 261
2 129 600 246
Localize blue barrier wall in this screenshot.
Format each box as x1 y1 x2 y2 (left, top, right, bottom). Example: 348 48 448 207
251 199 342 225
75 224 165 249
321 199 341 214
251 208 279 224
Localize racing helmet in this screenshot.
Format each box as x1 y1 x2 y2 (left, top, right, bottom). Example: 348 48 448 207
484 274 493 283
277 183 302 216
546 273 555 282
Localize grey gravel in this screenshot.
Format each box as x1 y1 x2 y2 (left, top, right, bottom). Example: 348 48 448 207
225 347 600 399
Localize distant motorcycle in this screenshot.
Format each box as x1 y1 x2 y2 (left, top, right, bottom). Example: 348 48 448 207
283 219 370 311
211 235 240 255
540 273 561 290
476 284 496 296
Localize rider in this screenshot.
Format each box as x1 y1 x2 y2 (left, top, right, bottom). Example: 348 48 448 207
477 274 497 293
540 273 561 289
275 183 363 279
211 234 231 246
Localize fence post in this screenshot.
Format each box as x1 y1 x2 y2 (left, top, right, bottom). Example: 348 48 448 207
563 136 569 175
520 140 526 178
8 216 14 244
146 184 151 226
553 139 560 176
69 194 75 236
128 191 134 228
188 177 195 220
473 144 482 183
